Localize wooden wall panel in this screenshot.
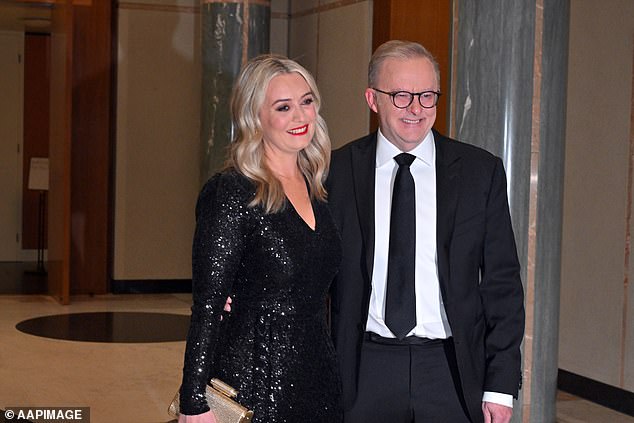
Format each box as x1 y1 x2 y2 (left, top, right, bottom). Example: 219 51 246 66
47 0 112 301
48 0 72 304
371 0 452 135
70 1 112 294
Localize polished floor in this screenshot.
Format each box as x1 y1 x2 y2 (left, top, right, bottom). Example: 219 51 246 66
0 264 632 422
1 293 188 423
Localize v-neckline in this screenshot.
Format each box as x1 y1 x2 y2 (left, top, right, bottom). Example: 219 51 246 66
286 197 317 232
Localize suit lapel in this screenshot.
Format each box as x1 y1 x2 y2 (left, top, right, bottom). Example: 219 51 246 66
434 130 461 299
348 131 461 298
351 134 378 281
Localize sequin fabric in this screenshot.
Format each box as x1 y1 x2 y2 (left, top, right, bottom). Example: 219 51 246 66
180 171 343 422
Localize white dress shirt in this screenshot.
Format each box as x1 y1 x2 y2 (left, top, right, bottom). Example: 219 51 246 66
366 129 451 339
365 129 513 408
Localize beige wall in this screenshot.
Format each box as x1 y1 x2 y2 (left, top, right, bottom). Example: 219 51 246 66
560 0 634 391
288 0 372 148
114 1 200 280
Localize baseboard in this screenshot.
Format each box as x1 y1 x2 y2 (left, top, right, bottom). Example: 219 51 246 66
558 369 634 416
110 279 192 294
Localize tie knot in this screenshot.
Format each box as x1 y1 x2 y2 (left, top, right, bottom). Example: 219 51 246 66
394 153 415 167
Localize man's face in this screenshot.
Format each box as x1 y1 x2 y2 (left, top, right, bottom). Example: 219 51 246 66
365 57 438 152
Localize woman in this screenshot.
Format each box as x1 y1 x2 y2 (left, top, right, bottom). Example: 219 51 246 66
178 55 343 423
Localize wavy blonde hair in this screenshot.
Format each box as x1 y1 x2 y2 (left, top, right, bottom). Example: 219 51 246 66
225 54 331 214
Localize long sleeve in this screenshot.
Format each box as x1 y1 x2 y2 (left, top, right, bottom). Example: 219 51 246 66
179 173 253 415
479 158 525 397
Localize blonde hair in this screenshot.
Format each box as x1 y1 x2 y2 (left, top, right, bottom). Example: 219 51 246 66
368 40 441 90
225 54 331 214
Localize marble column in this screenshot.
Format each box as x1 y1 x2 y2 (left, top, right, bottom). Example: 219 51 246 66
450 1 569 422
200 0 270 182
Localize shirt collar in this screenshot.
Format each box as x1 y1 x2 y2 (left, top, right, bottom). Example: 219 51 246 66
375 129 435 168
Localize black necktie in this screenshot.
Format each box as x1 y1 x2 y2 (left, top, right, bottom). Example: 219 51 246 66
385 153 417 340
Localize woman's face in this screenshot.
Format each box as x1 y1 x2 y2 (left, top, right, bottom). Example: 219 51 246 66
259 72 317 158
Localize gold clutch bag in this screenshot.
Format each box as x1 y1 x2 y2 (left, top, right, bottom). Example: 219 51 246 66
168 378 254 422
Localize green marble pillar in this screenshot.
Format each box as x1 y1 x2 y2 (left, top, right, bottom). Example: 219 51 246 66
453 1 569 421
200 0 270 183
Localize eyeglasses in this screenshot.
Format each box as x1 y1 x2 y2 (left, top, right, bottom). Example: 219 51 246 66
373 88 441 109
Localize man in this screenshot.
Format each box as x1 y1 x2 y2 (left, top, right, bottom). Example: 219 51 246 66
327 40 525 423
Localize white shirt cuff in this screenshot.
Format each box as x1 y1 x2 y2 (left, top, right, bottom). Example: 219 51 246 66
482 391 514 408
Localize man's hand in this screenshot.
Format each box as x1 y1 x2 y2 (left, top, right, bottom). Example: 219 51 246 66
219 296 232 321
224 296 232 312
482 401 513 423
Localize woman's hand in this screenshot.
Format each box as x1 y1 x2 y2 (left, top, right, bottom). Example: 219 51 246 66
178 410 217 423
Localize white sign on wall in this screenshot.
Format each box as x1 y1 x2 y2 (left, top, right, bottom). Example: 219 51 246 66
28 157 49 191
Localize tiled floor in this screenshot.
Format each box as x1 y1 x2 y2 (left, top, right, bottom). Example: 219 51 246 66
0 264 632 423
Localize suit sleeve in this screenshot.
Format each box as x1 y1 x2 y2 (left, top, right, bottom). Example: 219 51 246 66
179 175 251 415
480 158 525 397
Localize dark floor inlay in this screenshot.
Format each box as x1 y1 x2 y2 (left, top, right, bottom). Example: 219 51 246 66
16 312 190 343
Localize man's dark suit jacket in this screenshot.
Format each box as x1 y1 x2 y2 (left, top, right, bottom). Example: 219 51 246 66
327 130 525 423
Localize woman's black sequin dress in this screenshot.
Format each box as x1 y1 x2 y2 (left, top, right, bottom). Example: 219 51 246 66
180 171 343 422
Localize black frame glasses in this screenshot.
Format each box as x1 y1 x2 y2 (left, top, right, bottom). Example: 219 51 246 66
373 88 441 109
